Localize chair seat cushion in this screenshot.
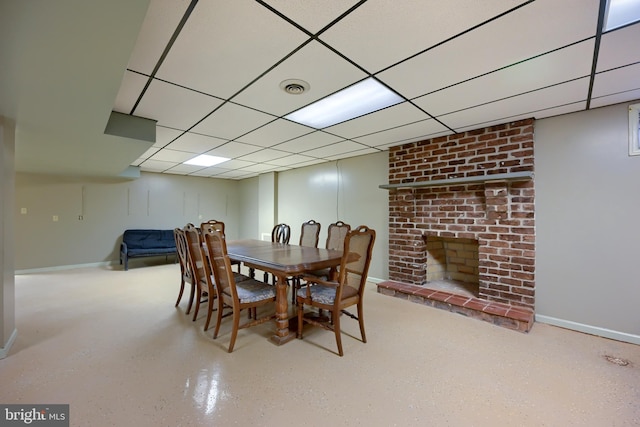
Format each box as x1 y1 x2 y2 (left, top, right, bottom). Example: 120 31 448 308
306 268 330 281
233 273 251 282
297 284 358 305
234 279 276 303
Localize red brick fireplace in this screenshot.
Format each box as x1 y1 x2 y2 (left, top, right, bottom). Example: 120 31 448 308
377 118 535 332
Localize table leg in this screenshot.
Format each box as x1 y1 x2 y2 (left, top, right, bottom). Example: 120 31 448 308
269 273 296 345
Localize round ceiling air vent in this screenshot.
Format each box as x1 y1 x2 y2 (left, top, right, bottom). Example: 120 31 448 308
280 79 310 95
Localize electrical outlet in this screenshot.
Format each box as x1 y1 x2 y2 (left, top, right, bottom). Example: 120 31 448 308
78 215 83 220
20 208 27 214
53 215 59 222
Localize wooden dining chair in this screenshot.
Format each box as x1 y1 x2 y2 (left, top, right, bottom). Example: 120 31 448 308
200 219 225 234
296 225 376 356
184 223 218 330
201 220 241 273
260 223 291 284
325 221 351 251
174 227 195 314
272 223 291 245
306 220 351 281
299 219 320 247
203 228 276 353
290 219 321 302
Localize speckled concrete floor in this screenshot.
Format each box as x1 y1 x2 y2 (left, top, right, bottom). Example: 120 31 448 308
2 262 639 426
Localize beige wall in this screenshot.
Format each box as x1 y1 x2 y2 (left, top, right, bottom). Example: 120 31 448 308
238 176 259 240
275 153 389 281
1 116 17 357
535 101 640 341
15 152 390 281
15 172 241 270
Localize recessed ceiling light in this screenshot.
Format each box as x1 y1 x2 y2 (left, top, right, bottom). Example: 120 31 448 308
604 0 640 30
184 154 229 167
284 77 404 129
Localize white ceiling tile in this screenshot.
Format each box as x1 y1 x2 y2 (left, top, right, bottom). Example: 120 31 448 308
190 102 276 140
233 40 368 116
597 23 640 72
216 159 253 170
505 101 587 121
325 147 379 161
590 89 640 109
269 165 293 172
163 169 190 176
439 78 589 130
378 132 453 150
139 147 160 159
263 1 363 33
291 158 328 168
377 0 600 99
155 0 308 98
188 170 211 177
154 126 183 148
237 148 289 163
134 79 224 130
204 142 261 159
164 163 207 174
353 119 450 147
164 132 227 153
126 0 192 75
592 63 640 98
239 163 280 173
324 102 430 138
413 40 595 116
454 101 586 133
320 0 527 73
140 159 175 172
191 166 234 176
113 71 148 114
303 140 367 157
215 169 259 179
267 154 318 166
149 148 195 163
272 131 343 152
16 0 640 180
236 118 314 147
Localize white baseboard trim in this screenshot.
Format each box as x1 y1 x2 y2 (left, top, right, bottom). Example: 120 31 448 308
535 315 640 345
15 261 114 275
367 276 384 285
0 328 17 359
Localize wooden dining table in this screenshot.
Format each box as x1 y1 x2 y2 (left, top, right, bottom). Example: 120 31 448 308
226 239 343 345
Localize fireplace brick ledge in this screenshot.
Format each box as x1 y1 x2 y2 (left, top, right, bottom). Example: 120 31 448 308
377 280 534 333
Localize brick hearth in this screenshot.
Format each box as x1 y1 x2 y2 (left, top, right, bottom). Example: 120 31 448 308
377 280 534 332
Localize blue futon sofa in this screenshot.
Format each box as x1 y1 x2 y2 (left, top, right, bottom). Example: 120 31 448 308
120 229 177 270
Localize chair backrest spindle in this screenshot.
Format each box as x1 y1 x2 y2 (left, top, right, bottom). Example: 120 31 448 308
271 223 291 244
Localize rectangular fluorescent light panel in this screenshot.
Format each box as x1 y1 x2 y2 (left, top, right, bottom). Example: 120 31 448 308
184 154 229 167
604 0 640 30
285 77 404 129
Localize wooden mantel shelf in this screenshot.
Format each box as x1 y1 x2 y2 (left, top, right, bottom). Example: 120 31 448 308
379 171 534 190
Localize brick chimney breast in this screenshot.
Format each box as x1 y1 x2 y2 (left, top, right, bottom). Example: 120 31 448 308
387 119 535 310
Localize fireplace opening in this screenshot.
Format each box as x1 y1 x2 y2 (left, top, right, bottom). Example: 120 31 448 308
425 236 479 298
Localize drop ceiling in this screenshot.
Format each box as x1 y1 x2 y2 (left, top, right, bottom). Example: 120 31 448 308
2 0 640 179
